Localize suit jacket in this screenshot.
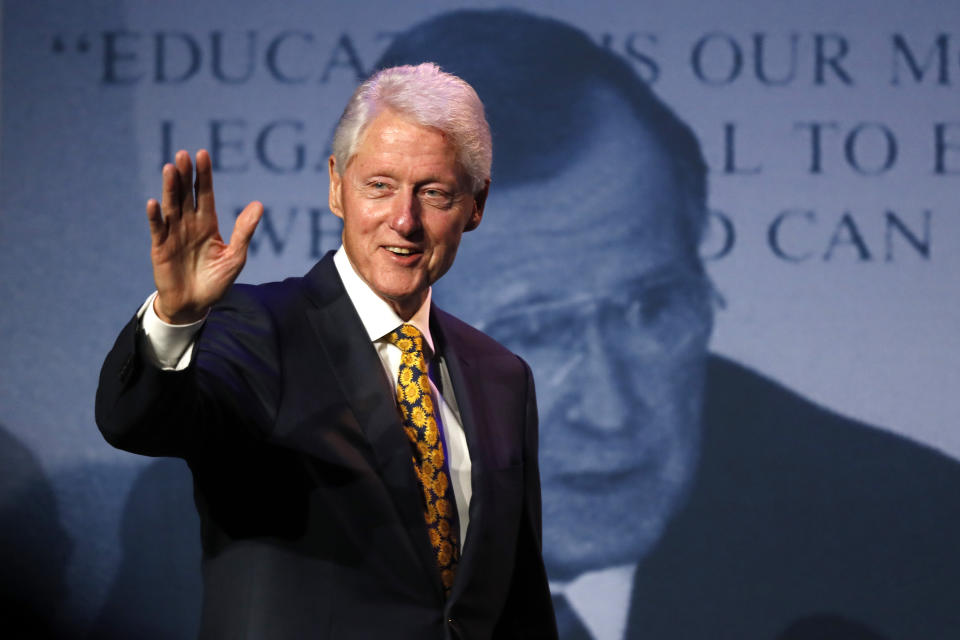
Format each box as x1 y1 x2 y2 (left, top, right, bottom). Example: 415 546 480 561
624 356 960 639
95 253 556 640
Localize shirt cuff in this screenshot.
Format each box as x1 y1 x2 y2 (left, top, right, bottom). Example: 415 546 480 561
137 292 207 371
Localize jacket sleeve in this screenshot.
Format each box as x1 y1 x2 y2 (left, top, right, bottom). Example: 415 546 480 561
95 288 281 460
492 359 559 639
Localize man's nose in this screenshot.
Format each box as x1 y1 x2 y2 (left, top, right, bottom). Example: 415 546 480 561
388 190 422 237
567 320 630 433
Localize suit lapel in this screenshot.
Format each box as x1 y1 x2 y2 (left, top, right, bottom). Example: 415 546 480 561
432 310 488 604
302 255 443 598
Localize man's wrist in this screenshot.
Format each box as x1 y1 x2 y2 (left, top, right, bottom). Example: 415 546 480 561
153 295 209 326
140 292 206 370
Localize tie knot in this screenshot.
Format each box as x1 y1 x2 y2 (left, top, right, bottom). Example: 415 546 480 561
388 324 423 354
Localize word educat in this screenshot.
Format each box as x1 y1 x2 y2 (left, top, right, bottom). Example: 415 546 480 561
101 30 369 85
76 28 960 88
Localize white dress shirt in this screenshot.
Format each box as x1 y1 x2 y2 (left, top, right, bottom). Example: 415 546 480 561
331 247 472 542
550 564 636 640
138 246 473 540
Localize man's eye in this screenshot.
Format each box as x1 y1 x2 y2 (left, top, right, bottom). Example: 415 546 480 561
623 283 700 330
484 313 568 350
484 316 535 345
421 188 452 205
365 181 392 196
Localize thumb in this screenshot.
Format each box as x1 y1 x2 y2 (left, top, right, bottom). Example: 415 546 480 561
228 201 264 253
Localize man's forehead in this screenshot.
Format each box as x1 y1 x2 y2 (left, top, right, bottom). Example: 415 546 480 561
351 111 457 167
497 86 676 220
441 86 687 315
347 112 478 194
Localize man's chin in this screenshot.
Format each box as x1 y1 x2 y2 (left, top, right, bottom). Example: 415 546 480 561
368 278 429 312
542 546 643 583
541 504 674 581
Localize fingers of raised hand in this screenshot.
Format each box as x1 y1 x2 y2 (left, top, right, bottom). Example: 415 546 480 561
194 149 216 216
146 198 167 246
160 162 182 222
227 200 264 259
175 150 196 213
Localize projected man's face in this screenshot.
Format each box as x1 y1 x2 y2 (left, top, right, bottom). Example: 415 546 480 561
437 87 713 578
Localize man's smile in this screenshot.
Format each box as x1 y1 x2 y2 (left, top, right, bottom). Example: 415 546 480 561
384 246 420 256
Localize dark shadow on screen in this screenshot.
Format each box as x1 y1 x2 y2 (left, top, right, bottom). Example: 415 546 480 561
0 424 72 639
88 459 201 640
624 355 953 638
776 613 890 640
374 8 960 638
3 0 143 630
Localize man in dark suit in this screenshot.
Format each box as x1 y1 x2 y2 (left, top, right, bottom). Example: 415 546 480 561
96 63 556 639
379 10 960 639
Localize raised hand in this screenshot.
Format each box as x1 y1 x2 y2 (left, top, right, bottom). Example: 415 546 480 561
146 149 263 324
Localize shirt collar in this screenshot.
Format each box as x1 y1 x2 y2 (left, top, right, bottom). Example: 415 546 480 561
333 246 435 355
550 564 636 640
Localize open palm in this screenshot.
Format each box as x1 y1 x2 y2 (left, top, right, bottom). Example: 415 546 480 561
147 149 263 324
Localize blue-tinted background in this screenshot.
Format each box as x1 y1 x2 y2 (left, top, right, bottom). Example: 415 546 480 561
1 1 958 637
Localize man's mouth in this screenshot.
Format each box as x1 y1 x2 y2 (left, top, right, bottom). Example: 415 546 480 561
385 246 418 255
552 467 646 491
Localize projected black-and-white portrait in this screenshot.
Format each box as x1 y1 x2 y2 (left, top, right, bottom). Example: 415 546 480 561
2 2 957 638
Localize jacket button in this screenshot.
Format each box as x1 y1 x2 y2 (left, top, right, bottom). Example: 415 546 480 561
447 617 461 637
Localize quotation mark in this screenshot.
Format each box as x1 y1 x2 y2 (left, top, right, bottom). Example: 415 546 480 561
52 35 91 54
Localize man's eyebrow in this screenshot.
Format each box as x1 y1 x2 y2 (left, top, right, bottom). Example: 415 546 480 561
484 291 557 320
627 263 704 289
352 173 393 185
484 262 703 319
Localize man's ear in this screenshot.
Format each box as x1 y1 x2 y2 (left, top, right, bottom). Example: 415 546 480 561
328 156 344 220
464 179 490 232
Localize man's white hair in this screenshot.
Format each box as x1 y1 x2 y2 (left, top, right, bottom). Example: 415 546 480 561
331 63 492 194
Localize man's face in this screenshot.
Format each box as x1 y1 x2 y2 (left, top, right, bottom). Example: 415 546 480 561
436 87 713 579
329 110 486 318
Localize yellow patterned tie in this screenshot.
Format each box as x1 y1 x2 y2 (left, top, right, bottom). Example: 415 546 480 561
387 324 461 595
